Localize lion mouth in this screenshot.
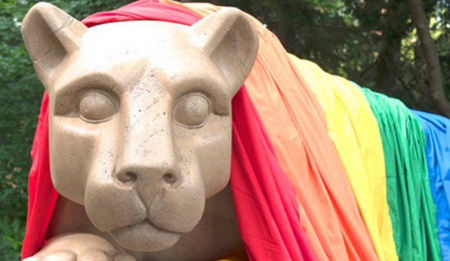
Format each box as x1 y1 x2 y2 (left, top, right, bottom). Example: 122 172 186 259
110 219 182 251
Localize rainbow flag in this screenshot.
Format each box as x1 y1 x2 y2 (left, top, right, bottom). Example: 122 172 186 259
22 1 450 261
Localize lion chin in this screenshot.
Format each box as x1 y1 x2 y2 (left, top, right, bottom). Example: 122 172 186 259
110 220 182 252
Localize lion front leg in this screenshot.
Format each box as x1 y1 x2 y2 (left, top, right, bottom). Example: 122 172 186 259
22 233 136 261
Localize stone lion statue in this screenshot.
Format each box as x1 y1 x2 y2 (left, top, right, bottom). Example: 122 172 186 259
21 1 259 260
20 1 450 261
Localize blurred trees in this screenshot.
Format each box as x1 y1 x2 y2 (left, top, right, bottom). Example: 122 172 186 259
0 0 131 259
0 1 44 259
1 0 449 259
197 0 450 116
408 0 450 115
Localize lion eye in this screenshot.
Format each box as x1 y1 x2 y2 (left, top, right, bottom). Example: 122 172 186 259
78 91 116 123
174 94 210 127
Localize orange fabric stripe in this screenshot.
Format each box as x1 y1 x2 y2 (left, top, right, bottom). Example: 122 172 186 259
242 22 378 261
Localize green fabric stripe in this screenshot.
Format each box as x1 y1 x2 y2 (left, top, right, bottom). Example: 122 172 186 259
361 88 441 261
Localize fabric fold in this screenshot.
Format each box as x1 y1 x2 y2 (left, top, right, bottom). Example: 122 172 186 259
287 57 397 261
411 110 450 261
362 89 441 261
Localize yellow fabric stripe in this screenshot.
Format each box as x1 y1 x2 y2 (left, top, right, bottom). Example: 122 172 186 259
289 56 398 261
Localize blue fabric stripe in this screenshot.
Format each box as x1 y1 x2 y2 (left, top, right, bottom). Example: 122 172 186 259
411 110 450 261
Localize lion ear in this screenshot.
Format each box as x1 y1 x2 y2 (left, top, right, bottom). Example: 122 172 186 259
192 8 259 96
21 3 87 89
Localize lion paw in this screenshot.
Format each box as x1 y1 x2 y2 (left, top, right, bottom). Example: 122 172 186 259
22 234 136 261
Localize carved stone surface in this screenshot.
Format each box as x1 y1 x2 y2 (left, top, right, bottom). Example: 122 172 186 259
21 3 258 260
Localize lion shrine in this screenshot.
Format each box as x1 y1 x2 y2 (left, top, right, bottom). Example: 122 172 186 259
20 1 450 261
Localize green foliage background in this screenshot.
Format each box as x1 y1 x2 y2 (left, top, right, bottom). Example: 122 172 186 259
0 1 131 259
1 0 449 260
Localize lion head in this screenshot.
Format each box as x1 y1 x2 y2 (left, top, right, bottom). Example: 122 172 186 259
22 3 258 252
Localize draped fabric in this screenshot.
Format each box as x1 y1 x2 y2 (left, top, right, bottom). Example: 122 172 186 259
288 57 397 261
230 89 317 261
183 5 381 261
81 0 199 26
21 92 58 259
362 89 441 261
411 110 450 261
21 1 450 261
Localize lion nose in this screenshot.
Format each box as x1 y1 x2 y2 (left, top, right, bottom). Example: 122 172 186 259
114 110 180 188
115 142 181 190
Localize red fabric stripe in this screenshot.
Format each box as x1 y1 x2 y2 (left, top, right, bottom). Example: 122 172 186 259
22 92 58 259
82 0 200 26
231 88 316 260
